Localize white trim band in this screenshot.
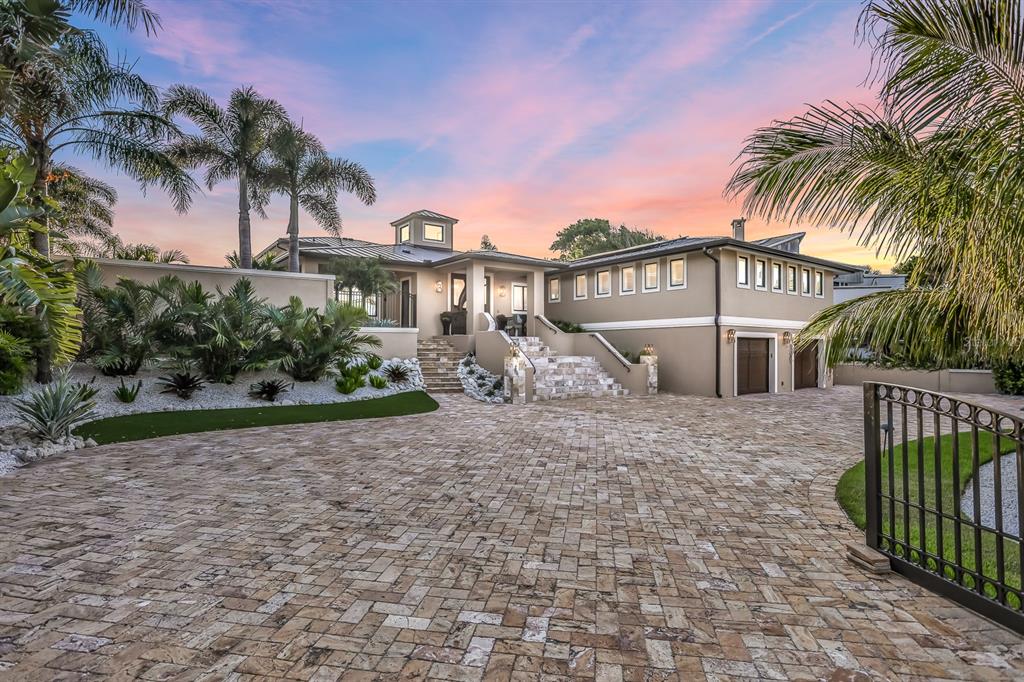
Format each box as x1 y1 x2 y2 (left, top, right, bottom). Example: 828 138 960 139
580 315 808 332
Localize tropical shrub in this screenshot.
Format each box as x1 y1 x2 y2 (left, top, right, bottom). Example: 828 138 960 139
249 378 292 402
994 361 1024 396
14 370 98 442
550 320 585 333
167 278 274 383
383 362 411 384
365 354 383 371
157 372 205 399
0 329 30 395
77 267 168 376
369 374 388 389
335 374 364 394
113 378 142 403
265 298 380 381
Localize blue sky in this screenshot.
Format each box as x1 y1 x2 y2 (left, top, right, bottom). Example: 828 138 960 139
77 0 885 267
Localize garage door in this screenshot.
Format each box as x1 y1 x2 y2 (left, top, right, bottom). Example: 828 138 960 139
737 338 769 395
795 344 819 389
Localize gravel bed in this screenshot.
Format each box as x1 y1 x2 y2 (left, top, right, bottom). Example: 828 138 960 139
961 454 1020 537
0 358 424 476
457 355 506 404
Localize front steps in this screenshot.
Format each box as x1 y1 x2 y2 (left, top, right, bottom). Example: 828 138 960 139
512 337 628 401
417 338 464 393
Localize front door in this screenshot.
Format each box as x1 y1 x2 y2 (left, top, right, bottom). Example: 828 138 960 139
795 343 819 389
737 338 770 395
400 278 411 327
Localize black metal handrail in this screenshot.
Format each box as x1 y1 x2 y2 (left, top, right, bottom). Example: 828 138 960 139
863 382 1024 632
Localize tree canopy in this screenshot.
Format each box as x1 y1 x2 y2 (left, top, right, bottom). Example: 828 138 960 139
549 218 662 261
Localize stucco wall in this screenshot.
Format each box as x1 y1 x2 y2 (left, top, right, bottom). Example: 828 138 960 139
718 248 835 320
92 259 335 309
834 364 997 394
362 327 418 360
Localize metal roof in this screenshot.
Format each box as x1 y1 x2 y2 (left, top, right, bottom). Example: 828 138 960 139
389 209 459 226
559 235 859 274
752 232 805 249
431 249 563 269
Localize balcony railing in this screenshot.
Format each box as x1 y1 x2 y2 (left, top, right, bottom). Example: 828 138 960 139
863 382 1024 632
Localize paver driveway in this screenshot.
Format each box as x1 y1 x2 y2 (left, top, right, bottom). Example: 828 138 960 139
1 386 1023 681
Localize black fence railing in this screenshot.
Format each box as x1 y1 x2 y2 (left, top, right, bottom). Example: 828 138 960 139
863 382 1024 632
335 287 416 328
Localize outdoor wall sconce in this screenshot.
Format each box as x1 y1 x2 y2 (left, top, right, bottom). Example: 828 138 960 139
726 329 736 344
498 285 507 297
782 331 792 345
642 343 655 356
434 280 443 293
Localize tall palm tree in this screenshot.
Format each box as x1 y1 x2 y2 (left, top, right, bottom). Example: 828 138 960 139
163 85 287 269
0 33 195 258
48 164 116 257
726 0 1024 369
257 120 376 272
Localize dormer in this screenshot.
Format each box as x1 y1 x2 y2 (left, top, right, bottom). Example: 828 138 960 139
390 210 457 251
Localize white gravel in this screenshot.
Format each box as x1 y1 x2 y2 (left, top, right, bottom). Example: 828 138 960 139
0 358 424 475
457 355 506 404
961 454 1020 537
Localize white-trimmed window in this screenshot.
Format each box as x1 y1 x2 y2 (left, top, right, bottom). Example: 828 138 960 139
787 265 798 294
548 278 560 302
620 265 635 295
642 261 659 292
512 283 527 312
398 223 410 242
574 273 588 300
801 268 812 296
771 262 783 292
668 257 686 289
423 223 444 242
754 258 767 290
737 254 750 288
814 270 825 298
595 269 611 298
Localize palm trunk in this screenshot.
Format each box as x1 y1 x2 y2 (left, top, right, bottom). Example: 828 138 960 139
238 169 253 269
31 145 52 383
287 191 300 273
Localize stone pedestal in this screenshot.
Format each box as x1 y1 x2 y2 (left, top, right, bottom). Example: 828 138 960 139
640 354 658 395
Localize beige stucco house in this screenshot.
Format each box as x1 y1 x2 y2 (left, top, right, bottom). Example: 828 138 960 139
256 211 857 397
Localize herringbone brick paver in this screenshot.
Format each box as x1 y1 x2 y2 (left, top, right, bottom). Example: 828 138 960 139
1 386 1023 680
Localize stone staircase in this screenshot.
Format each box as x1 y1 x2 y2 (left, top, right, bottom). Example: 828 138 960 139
512 336 628 400
417 337 464 394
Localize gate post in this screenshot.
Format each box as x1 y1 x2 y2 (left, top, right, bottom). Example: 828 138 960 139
863 382 881 549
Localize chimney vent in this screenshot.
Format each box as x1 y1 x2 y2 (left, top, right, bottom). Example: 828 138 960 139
731 217 746 241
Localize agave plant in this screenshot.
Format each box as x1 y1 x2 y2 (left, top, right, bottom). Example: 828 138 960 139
157 372 205 399
14 369 98 442
264 298 380 382
382 362 411 384
248 377 292 402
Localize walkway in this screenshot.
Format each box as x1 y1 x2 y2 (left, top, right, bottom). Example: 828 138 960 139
1 387 1022 680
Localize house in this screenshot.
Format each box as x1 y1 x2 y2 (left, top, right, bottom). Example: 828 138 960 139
833 270 907 303
256 212 858 397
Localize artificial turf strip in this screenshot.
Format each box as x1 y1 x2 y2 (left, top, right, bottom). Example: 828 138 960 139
837 432 1020 603
75 391 439 445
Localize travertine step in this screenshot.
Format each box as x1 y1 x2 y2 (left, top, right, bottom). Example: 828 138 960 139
417 337 465 395
510 337 628 401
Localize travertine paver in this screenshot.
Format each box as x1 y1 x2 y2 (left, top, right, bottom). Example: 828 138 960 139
1 386 1023 681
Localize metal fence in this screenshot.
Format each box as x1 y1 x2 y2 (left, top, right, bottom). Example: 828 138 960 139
334 286 416 328
863 382 1024 632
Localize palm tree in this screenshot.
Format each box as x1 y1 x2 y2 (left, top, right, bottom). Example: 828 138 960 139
258 120 376 272
99 235 189 264
328 255 398 303
225 250 284 270
48 165 116 257
163 85 287 269
726 0 1024 369
1 34 194 259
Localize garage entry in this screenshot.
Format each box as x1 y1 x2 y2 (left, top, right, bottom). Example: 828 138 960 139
736 337 770 395
795 343 819 389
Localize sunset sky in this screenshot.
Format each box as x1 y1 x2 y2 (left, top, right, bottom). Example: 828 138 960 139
78 0 892 269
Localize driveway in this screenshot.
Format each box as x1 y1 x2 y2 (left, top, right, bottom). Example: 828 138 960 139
1 386 1022 680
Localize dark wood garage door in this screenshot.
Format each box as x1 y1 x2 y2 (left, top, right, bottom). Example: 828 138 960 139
795 343 819 389
737 338 770 395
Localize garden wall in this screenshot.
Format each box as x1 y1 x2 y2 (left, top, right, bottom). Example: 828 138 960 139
834 364 996 394
90 259 335 309
362 327 418 359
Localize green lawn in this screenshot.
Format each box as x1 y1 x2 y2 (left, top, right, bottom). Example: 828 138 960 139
837 431 1021 603
75 391 439 445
